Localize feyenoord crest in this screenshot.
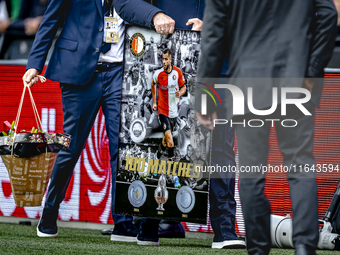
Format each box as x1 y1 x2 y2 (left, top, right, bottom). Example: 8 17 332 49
129 32 146 58
172 75 176 80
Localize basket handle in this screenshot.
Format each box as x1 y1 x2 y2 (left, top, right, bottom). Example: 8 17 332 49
15 75 47 132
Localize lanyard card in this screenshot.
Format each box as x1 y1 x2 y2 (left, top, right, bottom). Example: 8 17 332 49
104 17 119 43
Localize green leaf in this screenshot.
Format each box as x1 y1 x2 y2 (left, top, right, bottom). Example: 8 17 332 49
2 131 7 136
11 121 15 130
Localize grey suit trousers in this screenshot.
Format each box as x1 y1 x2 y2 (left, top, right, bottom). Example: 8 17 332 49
236 102 319 255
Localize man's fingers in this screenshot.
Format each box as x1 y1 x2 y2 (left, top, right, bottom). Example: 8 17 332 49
303 78 315 93
23 74 34 87
22 68 39 87
186 18 203 31
186 19 195 26
22 74 28 86
195 111 216 130
175 88 180 98
168 24 175 34
206 112 218 130
156 26 162 34
200 118 214 131
153 13 175 35
26 75 38 87
196 113 210 130
26 79 37 87
33 76 39 85
164 19 175 35
211 111 218 121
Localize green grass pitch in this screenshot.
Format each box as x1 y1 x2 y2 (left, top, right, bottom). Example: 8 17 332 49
0 223 338 254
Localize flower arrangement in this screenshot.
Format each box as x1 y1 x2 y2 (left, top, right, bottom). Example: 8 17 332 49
0 121 71 158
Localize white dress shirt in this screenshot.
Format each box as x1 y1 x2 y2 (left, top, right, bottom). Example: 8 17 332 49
98 6 125 63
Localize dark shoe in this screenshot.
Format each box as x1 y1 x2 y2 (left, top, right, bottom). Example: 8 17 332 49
137 218 160 245
37 222 58 237
37 209 58 237
101 228 113 235
137 235 160 246
158 221 185 238
212 233 246 249
110 222 138 242
295 244 316 255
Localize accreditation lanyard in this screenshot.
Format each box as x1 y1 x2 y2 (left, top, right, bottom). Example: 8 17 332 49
104 0 119 43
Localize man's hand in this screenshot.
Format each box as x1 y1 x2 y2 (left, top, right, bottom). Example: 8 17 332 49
22 68 39 87
303 78 315 93
152 12 175 35
175 87 181 98
186 18 203 31
196 111 217 131
24 16 42 36
0 19 10 33
152 103 157 111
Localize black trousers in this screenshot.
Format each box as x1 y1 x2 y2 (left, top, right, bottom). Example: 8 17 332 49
236 102 319 255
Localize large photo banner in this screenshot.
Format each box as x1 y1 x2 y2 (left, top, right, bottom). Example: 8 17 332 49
114 26 210 224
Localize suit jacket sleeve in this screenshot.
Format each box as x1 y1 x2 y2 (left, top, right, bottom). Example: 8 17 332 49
307 0 338 77
197 0 228 79
26 0 70 72
115 0 163 29
195 0 228 114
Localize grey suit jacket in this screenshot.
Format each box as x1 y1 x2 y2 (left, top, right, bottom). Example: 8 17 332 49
197 0 337 118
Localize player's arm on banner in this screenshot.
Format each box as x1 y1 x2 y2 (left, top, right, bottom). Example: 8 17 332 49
152 78 157 111
23 0 71 87
175 86 186 98
306 0 337 78
115 0 174 34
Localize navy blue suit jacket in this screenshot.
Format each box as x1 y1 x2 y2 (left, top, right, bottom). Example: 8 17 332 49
26 0 162 85
116 0 205 30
